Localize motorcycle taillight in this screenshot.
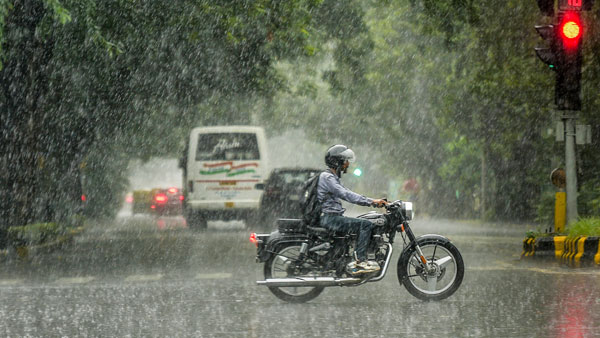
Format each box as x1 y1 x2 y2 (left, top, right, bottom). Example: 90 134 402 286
249 233 258 247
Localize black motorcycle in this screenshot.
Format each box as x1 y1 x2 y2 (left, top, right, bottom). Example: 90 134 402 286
250 200 464 303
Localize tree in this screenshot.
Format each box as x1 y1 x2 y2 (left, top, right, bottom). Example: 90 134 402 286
0 0 377 238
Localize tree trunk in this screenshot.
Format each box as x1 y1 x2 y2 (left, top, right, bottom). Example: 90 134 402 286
0 1 53 229
480 145 486 220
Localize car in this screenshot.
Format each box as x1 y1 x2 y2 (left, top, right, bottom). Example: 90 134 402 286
150 187 184 216
257 167 321 226
130 190 153 215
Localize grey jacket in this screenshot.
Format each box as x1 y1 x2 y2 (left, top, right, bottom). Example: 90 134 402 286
317 171 373 215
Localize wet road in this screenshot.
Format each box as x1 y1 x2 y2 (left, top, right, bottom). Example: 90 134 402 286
0 214 599 337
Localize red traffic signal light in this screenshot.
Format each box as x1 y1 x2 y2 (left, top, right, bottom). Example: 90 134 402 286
558 12 582 50
561 20 581 39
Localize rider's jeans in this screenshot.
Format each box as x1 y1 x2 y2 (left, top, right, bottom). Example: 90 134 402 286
320 214 373 261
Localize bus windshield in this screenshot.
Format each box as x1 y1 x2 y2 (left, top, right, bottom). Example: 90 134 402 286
195 133 260 161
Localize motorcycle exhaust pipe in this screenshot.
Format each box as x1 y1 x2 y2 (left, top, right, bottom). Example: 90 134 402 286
256 277 362 287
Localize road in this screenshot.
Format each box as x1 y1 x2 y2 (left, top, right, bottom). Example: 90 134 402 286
0 213 599 337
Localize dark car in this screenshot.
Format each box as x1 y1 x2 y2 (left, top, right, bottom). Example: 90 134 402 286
151 187 184 216
257 167 321 225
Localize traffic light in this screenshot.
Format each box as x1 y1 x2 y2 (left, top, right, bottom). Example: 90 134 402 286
555 11 583 110
534 24 558 70
535 10 583 110
353 168 362 177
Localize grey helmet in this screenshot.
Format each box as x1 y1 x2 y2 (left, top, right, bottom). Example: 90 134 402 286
325 145 355 175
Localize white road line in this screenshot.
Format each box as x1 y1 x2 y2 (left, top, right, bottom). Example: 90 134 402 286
0 279 23 286
527 267 600 275
196 272 232 279
55 277 95 284
125 274 163 282
468 263 600 275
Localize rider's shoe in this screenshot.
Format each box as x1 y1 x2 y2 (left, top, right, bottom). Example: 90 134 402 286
347 260 380 275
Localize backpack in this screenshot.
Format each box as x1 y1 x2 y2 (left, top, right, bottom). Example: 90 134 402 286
300 171 324 226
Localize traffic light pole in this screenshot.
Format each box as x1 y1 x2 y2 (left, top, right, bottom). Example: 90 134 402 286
563 114 578 223
535 4 585 227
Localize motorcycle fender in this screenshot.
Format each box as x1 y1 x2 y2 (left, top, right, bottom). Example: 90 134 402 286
257 231 309 263
400 234 451 257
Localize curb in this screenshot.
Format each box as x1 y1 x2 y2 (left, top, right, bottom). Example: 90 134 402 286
522 235 600 267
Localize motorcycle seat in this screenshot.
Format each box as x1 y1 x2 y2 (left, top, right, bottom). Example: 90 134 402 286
276 218 303 227
276 218 305 233
306 226 329 235
307 226 348 237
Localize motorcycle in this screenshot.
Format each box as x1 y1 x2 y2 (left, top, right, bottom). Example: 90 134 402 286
249 200 464 303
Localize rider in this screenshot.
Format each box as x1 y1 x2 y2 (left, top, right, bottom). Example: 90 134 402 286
317 145 388 275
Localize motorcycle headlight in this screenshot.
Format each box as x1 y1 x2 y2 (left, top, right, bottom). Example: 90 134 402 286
402 201 414 220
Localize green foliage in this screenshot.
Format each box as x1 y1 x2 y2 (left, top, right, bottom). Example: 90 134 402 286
44 0 72 24
7 222 60 246
525 229 554 238
1 0 599 227
567 217 600 238
535 190 556 226
578 179 600 217
0 0 376 228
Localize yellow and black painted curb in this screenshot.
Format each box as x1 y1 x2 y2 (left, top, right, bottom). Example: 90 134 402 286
522 236 600 267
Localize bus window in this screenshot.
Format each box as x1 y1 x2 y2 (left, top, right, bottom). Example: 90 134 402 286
195 133 260 161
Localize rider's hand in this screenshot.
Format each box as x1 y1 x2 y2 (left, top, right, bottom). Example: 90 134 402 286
372 199 388 208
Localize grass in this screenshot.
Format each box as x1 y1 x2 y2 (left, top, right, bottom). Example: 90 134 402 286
7 222 61 247
567 217 600 238
5 221 84 248
525 217 600 238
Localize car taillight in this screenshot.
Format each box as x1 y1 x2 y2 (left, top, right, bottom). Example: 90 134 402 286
179 195 184 201
155 193 167 203
168 187 178 194
249 233 258 247
125 195 133 203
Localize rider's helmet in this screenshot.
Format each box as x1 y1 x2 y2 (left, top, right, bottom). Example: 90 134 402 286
325 145 355 175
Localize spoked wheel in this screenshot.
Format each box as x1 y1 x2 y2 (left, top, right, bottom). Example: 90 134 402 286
397 238 464 301
264 243 324 303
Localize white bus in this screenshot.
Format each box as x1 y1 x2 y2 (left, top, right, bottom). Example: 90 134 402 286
179 126 268 229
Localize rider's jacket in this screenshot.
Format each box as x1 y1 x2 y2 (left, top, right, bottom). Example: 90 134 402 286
317 171 373 215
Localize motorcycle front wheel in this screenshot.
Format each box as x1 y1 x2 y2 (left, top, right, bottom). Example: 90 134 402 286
264 243 324 303
397 237 464 301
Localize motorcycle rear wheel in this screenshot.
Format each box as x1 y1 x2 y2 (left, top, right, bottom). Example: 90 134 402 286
264 243 324 303
397 238 464 301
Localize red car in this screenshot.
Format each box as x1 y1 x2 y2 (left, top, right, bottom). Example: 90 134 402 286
151 187 184 216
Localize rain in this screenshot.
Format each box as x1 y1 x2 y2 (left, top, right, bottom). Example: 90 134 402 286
1 0 600 337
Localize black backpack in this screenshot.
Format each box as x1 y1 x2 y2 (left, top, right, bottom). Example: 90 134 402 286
300 171 324 226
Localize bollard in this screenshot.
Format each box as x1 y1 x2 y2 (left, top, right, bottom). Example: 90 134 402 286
555 192 566 233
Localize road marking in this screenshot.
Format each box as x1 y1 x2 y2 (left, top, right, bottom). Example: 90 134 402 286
527 267 600 275
55 277 95 284
0 279 23 286
125 274 163 282
196 272 232 279
468 261 600 275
